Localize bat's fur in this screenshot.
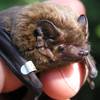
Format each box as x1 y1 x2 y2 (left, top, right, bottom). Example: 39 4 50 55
0 2 97 87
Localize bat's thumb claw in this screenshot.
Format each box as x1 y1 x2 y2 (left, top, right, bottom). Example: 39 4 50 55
87 78 95 90
89 69 98 79
90 81 95 90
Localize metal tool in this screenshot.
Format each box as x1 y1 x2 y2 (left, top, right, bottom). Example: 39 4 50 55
0 27 42 97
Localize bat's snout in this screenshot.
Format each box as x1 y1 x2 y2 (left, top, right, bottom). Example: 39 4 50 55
56 44 89 59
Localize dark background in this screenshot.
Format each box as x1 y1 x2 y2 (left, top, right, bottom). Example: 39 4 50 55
73 0 100 100
0 0 100 100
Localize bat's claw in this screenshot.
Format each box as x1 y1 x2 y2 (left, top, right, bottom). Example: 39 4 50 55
89 69 98 79
87 77 95 90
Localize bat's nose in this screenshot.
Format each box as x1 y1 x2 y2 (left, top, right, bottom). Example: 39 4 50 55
79 49 89 56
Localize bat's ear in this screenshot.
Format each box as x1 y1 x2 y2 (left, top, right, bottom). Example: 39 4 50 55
77 15 88 33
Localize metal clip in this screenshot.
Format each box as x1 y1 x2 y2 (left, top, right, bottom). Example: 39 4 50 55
20 61 37 75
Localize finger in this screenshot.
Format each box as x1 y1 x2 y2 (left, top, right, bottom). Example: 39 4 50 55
0 58 5 93
0 59 23 93
40 63 88 100
49 0 86 15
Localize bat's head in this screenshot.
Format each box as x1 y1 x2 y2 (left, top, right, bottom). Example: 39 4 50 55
12 14 89 71
29 15 89 71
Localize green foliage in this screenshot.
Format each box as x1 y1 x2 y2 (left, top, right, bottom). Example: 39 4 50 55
95 25 100 38
81 0 100 67
0 0 39 10
73 0 100 100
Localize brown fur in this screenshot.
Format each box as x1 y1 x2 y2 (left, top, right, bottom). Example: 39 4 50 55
0 2 88 71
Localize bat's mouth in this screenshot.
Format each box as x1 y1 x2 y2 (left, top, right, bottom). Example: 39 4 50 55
37 44 88 60
26 44 86 65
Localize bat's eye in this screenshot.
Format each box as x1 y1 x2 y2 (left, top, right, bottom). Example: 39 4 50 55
58 44 65 52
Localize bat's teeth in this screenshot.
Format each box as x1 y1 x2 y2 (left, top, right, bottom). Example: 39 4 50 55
45 48 56 61
38 47 55 61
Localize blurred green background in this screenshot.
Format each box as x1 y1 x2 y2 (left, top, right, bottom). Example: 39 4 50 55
73 0 100 100
0 0 100 100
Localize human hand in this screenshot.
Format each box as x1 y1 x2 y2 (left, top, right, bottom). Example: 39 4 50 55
48 0 85 16
0 0 87 100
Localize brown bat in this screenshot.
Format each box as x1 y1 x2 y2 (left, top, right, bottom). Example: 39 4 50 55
0 1 98 89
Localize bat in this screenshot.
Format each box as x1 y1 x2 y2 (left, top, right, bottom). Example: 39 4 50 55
0 1 98 97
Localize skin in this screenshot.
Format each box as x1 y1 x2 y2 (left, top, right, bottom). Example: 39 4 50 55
0 0 86 99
